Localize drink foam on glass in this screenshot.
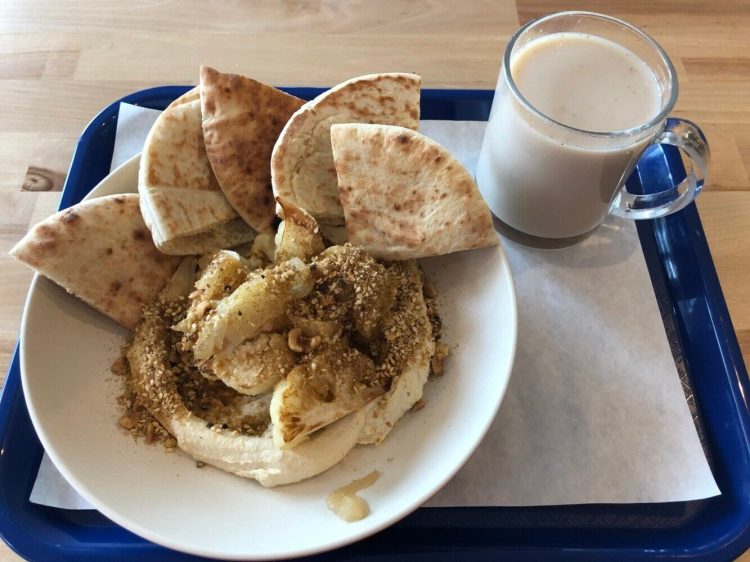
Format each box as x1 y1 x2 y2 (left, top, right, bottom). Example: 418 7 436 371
476 11 710 242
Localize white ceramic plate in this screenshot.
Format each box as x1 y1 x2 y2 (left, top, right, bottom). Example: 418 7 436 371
20 154 517 560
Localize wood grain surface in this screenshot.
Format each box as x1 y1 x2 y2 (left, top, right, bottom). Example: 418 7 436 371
0 1 748 560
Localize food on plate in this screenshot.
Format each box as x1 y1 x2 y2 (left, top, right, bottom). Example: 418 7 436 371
200 66 304 233
272 254 435 449
120 176 442 486
10 194 181 329
189 257 315 361
271 73 421 227
126 269 367 487
358 260 437 445
124 188 443 485
138 87 256 255
204 332 296 396
271 340 384 449
274 201 326 263
16 68 509 497
330 123 498 260
164 229 437 476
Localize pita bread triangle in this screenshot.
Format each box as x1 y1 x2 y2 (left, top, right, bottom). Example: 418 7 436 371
10 194 181 329
138 86 255 255
271 73 421 227
200 66 304 233
330 123 498 260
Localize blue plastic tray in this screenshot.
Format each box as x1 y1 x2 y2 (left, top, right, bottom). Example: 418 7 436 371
1 86 749 561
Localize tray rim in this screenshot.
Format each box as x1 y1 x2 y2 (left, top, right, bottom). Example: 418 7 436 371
1 85 749 562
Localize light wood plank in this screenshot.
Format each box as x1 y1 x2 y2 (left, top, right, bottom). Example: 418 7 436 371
0 133 37 191
697 192 750 369
72 32 509 87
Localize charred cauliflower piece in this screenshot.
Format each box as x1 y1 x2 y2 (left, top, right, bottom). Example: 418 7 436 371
249 233 276 266
270 340 388 449
174 250 249 337
358 261 436 444
201 332 296 396
306 245 397 340
274 201 325 264
192 257 314 361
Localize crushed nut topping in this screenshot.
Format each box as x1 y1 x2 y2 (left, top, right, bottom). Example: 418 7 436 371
117 240 446 455
119 296 270 443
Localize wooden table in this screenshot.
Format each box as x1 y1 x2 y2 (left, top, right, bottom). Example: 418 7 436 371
0 1 748 560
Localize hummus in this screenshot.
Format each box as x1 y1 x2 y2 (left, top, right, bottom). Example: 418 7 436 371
124 239 442 488
127 294 364 487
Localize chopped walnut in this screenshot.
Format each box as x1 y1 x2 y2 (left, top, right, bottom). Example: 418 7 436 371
287 327 322 353
430 342 449 376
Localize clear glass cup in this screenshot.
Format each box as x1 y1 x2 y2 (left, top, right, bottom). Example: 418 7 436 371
475 11 710 243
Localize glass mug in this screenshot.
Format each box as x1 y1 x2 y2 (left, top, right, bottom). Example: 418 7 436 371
475 11 710 242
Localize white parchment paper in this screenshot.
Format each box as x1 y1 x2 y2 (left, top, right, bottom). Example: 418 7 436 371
109 103 162 173
30 107 719 510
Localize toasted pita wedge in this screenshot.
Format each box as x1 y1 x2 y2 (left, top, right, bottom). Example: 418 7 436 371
331 123 498 260
10 194 181 329
271 73 421 226
139 87 255 255
200 66 304 233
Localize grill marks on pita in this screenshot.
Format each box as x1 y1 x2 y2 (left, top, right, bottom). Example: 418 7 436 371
12 69 493 336
330 123 498 260
138 87 256 256
271 73 421 227
10 194 181 329
200 66 304 234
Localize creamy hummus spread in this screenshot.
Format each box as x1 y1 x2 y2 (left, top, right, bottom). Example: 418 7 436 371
123 233 443 488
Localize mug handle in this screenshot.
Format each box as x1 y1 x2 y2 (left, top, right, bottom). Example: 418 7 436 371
609 118 710 220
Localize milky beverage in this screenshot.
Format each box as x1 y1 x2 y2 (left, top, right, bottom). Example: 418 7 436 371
476 32 664 238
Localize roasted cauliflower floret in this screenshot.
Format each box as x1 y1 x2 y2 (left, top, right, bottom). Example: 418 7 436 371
270 340 388 449
274 201 325 264
192 257 314 361
202 332 296 396
174 250 249 337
